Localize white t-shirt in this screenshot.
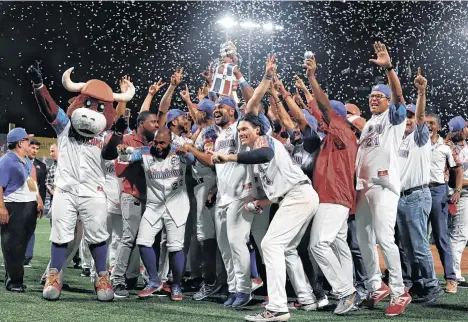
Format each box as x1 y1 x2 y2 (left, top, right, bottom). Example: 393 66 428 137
430 136 456 184
355 103 406 195
52 108 106 198
398 124 431 191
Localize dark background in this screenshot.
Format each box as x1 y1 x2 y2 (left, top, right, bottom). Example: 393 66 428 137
1 1 468 138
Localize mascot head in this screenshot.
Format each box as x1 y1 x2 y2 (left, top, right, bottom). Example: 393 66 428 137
62 68 135 138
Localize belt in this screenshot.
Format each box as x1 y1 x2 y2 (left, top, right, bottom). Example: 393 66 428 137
400 184 428 197
278 180 310 203
429 182 445 188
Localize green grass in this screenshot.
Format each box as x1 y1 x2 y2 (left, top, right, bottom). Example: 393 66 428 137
1 219 468 322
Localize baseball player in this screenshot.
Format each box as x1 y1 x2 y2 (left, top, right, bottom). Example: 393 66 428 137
354 42 411 316
122 128 195 301
396 70 443 302
211 112 320 322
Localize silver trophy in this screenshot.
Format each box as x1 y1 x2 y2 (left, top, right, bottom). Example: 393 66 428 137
304 50 314 64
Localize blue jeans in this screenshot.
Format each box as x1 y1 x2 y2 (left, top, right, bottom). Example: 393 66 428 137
430 184 456 281
397 187 438 289
25 233 35 260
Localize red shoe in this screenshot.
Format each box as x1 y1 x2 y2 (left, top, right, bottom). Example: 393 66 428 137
138 283 163 298
261 296 269 307
162 282 171 294
361 281 390 308
385 292 412 316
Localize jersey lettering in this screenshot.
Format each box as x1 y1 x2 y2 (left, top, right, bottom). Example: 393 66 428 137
147 168 184 180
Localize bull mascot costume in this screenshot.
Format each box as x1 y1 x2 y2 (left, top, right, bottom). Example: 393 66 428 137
27 62 134 301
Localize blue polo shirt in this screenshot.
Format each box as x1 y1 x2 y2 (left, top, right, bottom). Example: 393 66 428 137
0 151 36 202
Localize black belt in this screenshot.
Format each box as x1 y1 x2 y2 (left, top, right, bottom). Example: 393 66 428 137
278 180 310 203
400 184 428 197
429 182 445 188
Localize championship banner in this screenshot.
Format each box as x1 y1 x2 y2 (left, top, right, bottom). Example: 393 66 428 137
210 63 237 96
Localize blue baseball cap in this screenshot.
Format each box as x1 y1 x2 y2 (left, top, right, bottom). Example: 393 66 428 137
449 116 466 132
406 104 416 114
166 109 186 124
196 99 215 116
330 100 347 120
215 96 236 109
7 127 33 144
302 109 318 130
371 84 391 98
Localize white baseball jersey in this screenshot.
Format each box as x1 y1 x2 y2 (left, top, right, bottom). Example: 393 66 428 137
127 145 191 227
430 136 456 184
251 135 310 203
398 124 431 191
102 131 122 214
192 125 218 181
51 108 106 198
355 103 406 195
171 132 193 148
214 121 254 206
288 126 320 177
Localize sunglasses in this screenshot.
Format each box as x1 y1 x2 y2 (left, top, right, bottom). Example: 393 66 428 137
368 94 388 100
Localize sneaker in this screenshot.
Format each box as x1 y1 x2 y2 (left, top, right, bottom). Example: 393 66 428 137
81 268 91 277
23 260 32 268
251 277 264 292
114 284 129 298
43 268 62 301
287 300 318 311
261 296 269 307
334 291 360 315
385 292 412 316
171 284 183 301
95 271 114 302
245 310 291 322
413 286 444 304
125 277 138 290
162 282 171 294
458 280 468 288
232 292 252 308
192 280 223 301
445 280 457 293
224 292 237 307
7 285 26 293
361 281 390 308
73 259 81 269
137 283 163 298
317 295 329 308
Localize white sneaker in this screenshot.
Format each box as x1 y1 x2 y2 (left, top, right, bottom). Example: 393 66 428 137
317 295 329 308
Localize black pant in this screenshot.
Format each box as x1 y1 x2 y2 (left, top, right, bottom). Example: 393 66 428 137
1 201 37 289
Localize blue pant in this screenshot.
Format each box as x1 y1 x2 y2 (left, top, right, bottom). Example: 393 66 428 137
429 184 457 281
25 233 35 260
347 216 368 289
397 187 438 290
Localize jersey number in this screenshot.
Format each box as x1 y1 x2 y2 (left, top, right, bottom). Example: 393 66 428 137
171 179 184 191
366 136 380 148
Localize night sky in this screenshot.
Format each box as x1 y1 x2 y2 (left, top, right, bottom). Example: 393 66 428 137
2 1 468 137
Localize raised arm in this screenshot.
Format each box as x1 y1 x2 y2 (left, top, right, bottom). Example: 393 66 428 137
295 76 314 103
180 85 198 122
269 83 295 131
141 79 166 113
245 54 276 116
304 56 333 125
115 76 132 117
369 41 404 105
27 61 59 122
159 68 183 127
275 77 309 132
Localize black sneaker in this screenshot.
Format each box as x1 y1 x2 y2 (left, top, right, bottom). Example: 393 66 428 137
23 260 32 268
125 277 138 290
114 284 130 298
73 258 81 269
458 281 468 288
413 286 444 304
80 268 91 277
7 285 25 293
334 291 360 315
192 280 223 301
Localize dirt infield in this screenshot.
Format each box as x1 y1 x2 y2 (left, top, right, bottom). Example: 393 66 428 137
379 245 468 274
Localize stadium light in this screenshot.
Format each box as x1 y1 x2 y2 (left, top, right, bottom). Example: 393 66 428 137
217 16 237 29
263 22 274 31
241 21 260 29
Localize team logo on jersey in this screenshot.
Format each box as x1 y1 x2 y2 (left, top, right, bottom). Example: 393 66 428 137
170 156 180 168
204 141 214 152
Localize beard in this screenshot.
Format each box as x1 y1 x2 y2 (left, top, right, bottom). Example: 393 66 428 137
142 128 155 142
216 115 230 127
150 145 171 159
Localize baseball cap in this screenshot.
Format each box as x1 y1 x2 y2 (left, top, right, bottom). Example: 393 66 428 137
215 96 236 109
406 104 416 115
449 116 466 132
371 84 391 98
196 99 215 116
302 109 318 131
330 100 347 120
7 127 33 144
345 103 361 116
347 115 366 132
166 109 186 124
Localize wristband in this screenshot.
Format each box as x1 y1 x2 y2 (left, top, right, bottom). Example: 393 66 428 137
264 74 274 81
385 66 394 72
282 91 291 100
275 100 282 105
455 188 462 193
238 79 249 89
237 76 245 83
